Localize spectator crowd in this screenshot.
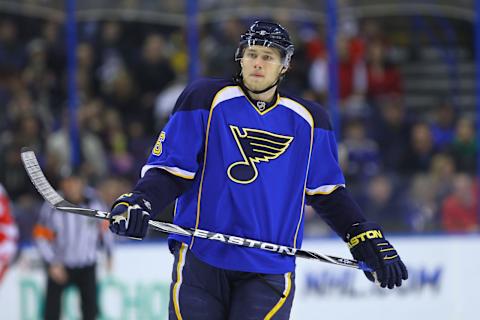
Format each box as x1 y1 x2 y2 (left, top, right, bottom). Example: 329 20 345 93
0 13 478 246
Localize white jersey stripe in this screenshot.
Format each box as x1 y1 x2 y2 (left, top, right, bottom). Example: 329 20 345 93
0 224 18 238
211 86 244 108
306 184 345 195
141 165 196 180
279 98 314 127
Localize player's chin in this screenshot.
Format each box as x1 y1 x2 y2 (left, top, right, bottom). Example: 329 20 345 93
245 79 267 91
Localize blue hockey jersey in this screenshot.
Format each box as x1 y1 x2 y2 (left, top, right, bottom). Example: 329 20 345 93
142 78 345 274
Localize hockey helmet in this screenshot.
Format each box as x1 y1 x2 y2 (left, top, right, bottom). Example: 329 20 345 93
235 21 294 68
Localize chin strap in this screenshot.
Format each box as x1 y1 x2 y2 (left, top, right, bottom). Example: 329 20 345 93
233 69 285 95
244 78 280 95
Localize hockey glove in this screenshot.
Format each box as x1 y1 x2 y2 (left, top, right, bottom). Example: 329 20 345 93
345 222 408 289
108 193 151 238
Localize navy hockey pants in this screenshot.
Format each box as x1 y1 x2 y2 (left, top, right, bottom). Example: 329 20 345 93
168 241 295 320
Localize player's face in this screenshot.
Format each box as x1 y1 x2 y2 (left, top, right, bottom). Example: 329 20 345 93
240 46 285 92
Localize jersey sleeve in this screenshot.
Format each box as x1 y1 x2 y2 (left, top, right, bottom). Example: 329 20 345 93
90 197 114 258
305 109 346 195
0 185 17 265
33 202 57 264
141 78 225 179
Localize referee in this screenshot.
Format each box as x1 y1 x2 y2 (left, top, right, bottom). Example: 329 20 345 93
33 171 113 320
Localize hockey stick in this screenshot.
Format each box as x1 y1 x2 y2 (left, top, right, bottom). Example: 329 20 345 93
21 147 372 272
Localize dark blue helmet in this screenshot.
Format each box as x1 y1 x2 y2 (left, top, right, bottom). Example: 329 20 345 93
235 21 295 68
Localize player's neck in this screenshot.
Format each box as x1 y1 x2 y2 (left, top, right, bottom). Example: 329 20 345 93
248 86 277 103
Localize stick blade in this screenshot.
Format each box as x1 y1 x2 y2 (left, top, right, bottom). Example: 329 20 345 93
20 148 64 207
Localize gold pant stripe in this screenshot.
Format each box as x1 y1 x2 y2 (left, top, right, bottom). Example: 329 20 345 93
173 243 187 320
264 272 292 320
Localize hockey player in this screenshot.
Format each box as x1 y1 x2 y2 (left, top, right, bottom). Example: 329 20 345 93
109 21 408 319
0 183 18 283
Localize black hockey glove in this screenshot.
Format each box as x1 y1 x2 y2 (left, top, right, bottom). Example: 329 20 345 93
345 222 408 289
108 193 151 238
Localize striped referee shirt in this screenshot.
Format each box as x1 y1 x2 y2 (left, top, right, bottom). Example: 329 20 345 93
34 187 113 268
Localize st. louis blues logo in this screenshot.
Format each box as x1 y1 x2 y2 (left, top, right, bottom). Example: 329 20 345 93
228 125 293 184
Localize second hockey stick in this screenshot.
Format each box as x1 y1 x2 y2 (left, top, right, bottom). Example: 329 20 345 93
21 147 372 272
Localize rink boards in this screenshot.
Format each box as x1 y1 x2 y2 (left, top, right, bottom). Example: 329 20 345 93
0 235 478 320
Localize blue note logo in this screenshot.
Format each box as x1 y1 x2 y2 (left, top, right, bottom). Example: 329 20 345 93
227 125 293 184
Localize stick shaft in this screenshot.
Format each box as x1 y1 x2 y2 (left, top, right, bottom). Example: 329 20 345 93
20 147 370 271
